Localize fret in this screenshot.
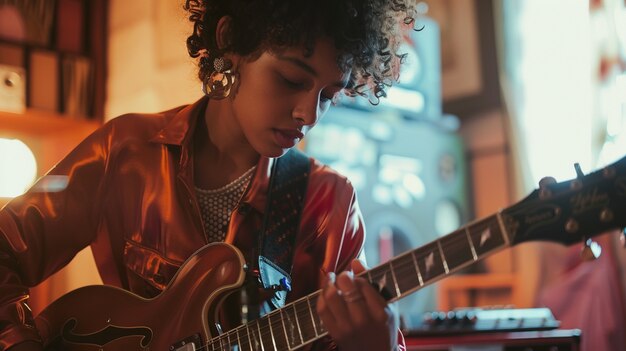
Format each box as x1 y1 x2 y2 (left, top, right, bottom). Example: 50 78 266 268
225 332 235 351
308 295 325 334
468 216 506 257
414 242 446 284
293 303 304 346
218 333 228 351
390 252 422 298
281 303 303 348
231 331 240 350
215 337 222 351
268 311 289 351
234 328 242 351
440 228 475 271
294 298 317 342
267 314 277 351
411 251 424 286
465 227 478 260
214 334 225 351
369 263 398 300
496 212 511 246
237 325 253 351
248 323 257 351
251 320 264 351
436 240 450 274
257 315 275 351
388 260 401 297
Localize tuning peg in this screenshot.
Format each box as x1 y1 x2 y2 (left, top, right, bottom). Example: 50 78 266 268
570 163 585 190
574 163 585 179
538 176 557 199
581 238 602 261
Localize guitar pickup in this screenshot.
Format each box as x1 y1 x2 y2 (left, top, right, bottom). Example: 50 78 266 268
175 344 196 351
171 334 202 351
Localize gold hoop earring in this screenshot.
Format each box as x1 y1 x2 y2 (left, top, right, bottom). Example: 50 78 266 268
202 56 237 99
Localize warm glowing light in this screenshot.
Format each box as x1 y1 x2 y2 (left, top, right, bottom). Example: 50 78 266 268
0 138 37 197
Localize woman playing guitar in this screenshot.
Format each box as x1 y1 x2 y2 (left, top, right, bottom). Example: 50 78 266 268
0 1 420 350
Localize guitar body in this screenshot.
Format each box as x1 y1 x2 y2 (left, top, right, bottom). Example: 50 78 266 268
35 243 246 351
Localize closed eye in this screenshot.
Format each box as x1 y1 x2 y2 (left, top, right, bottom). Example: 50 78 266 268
280 75 305 90
277 71 340 106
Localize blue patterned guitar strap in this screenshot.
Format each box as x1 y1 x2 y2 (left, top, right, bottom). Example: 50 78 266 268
257 148 310 311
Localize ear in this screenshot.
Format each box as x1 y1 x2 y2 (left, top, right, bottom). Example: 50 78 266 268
215 16 232 50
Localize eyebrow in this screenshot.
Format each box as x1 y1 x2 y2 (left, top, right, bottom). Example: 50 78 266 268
277 55 349 88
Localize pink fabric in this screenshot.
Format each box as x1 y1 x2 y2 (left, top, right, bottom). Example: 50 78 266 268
539 236 626 351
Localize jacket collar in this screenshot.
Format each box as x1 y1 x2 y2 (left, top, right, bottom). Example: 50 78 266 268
149 96 209 146
149 96 274 214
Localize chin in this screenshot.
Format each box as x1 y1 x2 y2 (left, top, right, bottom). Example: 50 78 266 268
262 147 290 159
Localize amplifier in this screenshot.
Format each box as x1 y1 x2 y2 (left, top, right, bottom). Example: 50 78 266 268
405 308 579 351
409 307 560 335
405 329 581 351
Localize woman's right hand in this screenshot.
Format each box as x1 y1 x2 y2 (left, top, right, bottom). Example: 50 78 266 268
8 341 43 351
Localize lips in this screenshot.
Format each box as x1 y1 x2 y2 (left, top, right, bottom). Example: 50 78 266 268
273 128 304 148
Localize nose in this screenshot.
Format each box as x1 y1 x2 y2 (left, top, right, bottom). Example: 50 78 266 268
292 95 321 127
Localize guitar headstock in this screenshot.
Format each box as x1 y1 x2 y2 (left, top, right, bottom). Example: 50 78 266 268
503 155 626 246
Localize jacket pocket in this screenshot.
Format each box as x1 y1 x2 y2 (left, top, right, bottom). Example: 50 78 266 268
123 240 182 292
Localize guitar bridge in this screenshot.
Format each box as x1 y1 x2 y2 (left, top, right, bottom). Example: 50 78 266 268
170 334 202 351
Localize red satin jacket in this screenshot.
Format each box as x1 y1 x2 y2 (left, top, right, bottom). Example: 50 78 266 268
0 97 381 349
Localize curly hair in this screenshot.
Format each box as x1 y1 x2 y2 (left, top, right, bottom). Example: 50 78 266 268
184 0 419 104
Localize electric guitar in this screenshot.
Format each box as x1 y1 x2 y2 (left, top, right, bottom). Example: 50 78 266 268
35 156 626 350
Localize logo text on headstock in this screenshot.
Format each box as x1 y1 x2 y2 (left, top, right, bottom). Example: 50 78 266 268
524 208 558 226
570 187 609 214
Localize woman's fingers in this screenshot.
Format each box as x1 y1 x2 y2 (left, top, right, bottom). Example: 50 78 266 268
316 270 395 351
317 272 349 335
317 270 385 331
335 271 371 324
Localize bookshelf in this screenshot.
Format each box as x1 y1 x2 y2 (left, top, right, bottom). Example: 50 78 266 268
0 0 108 121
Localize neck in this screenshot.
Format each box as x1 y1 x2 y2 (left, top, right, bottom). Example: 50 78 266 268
193 100 259 189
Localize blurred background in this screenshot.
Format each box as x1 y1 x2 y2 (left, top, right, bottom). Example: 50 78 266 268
1 0 626 349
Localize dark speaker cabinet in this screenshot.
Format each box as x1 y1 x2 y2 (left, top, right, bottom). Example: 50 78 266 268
304 105 471 327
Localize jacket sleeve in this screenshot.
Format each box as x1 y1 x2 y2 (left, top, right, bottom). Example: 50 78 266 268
301 165 406 351
0 121 112 349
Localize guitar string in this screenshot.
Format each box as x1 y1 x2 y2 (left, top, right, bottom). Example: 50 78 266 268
196 291 324 351
196 233 471 351
195 223 498 350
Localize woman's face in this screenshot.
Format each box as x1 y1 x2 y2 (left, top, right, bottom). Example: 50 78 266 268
229 38 350 158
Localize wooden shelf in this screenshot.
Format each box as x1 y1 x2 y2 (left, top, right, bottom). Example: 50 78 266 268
0 108 100 138
0 109 101 183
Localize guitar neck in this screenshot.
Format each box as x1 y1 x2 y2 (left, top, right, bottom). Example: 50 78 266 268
367 213 510 303
207 213 511 350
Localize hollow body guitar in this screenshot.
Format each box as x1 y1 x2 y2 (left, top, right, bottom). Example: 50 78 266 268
36 156 626 350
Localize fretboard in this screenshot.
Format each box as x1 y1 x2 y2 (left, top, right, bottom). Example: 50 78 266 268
204 213 510 351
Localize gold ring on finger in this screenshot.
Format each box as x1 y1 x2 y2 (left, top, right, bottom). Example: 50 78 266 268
342 290 364 303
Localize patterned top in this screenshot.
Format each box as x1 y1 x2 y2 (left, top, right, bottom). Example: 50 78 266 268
195 166 256 242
